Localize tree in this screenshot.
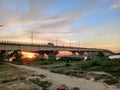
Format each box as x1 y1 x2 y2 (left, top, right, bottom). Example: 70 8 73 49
97 51 105 57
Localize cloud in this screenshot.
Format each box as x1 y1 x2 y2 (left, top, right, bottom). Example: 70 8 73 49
0 0 119 52
108 0 120 10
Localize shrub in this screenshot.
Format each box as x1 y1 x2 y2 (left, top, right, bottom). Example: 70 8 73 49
65 63 71 66
1 78 18 83
40 60 53 65
51 69 65 74
75 57 120 77
103 78 119 85
97 51 105 57
94 75 119 85
29 78 52 90
58 56 80 61
71 87 80 90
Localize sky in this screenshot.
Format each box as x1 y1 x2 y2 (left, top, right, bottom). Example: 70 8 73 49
0 0 120 52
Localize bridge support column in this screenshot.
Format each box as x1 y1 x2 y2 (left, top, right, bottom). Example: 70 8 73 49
71 51 76 57
78 51 89 61
38 51 45 59
0 50 10 62
45 51 58 59
78 51 85 58
90 51 98 58
0 50 5 62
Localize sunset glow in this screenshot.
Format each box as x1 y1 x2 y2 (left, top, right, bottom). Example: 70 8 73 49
21 52 39 59
27 55 33 59
57 51 72 56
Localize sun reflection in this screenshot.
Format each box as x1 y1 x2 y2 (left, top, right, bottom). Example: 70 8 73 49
27 55 33 58
21 52 39 64
21 52 39 59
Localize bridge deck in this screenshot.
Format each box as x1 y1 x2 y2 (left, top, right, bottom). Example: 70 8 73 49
0 40 108 52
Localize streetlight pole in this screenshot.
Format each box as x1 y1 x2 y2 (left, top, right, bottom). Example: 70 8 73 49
56 37 57 46
79 41 80 47
70 40 71 47
31 32 33 44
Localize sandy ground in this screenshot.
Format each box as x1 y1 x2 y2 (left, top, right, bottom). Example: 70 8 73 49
11 64 119 90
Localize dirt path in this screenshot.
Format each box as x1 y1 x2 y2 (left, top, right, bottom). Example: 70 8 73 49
11 64 119 90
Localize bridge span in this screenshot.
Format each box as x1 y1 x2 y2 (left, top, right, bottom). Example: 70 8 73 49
0 40 114 59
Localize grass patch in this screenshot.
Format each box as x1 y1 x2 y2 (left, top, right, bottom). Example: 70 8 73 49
1 78 18 83
76 57 120 77
94 74 119 85
71 87 80 90
0 63 17 72
31 74 46 79
29 78 52 90
27 59 66 66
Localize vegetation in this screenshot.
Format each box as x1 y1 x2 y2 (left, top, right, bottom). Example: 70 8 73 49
97 51 105 57
29 78 52 90
26 58 66 66
33 52 120 86
1 78 18 83
71 87 80 90
58 56 80 61
0 63 17 72
5 51 120 86
94 75 119 85
31 74 46 79
26 53 120 78
11 50 23 65
76 57 120 77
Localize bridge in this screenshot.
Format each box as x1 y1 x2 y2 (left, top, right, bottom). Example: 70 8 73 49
0 40 114 60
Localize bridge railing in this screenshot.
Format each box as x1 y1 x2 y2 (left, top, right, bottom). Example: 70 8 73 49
0 40 84 49
0 40 48 46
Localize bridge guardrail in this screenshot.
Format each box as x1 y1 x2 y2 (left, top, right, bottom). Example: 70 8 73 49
0 40 48 46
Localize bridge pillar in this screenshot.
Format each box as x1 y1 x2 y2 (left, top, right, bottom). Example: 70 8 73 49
38 51 45 59
0 50 5 61
78 51 89 60
45 51 58 59
78 51 85 58
0 50 10 61
71 51 77 57
90 51 98 58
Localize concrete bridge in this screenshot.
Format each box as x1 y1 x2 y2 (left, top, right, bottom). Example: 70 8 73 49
0 40 114 60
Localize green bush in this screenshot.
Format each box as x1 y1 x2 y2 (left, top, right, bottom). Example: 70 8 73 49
94 75 119 85
58 56 80 61
40 60 53 65
103 78 119 85
65 63 71 66
27 58 55 66
12 58 23 65
1 78 18 83
71 87 80 90
97 51 105 57
75 57 120 77
29 78 52 90
51 69 65 74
